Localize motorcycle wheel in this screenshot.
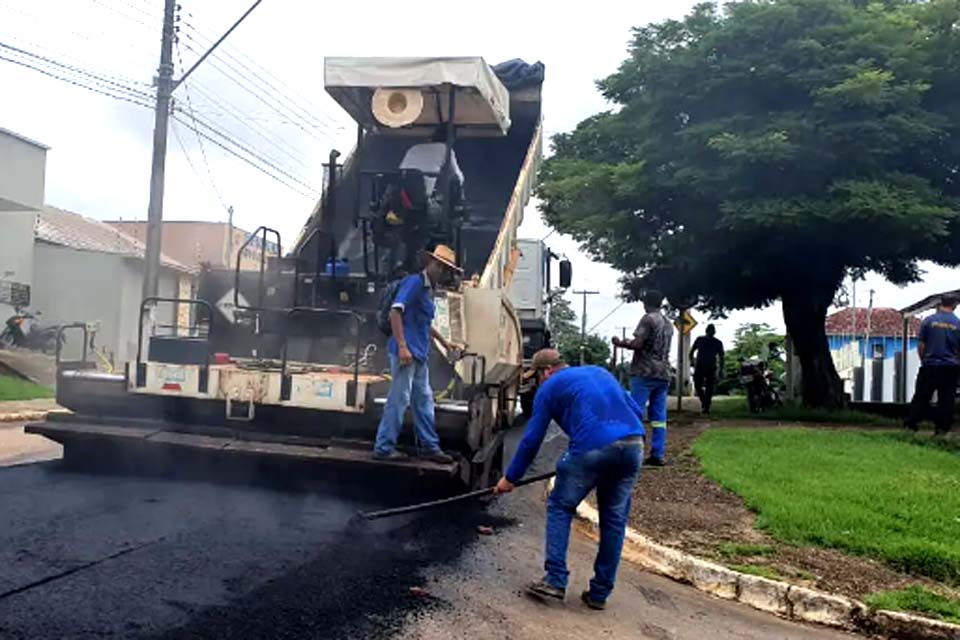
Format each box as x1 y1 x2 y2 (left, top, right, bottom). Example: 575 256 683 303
0 331 14 349
747 390 760 414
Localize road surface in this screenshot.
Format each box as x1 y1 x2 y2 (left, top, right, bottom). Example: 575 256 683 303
0 424 854 639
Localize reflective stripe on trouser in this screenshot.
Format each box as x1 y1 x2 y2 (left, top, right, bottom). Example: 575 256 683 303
629 376 669 460
649 421 667 461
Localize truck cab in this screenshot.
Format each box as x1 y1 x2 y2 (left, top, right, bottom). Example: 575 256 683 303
508 239 571 414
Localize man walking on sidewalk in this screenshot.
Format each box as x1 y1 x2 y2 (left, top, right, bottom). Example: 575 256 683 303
690 324 725 415
495 349 644 610
905 294 960 436
372 245 462 463
613 290 674 466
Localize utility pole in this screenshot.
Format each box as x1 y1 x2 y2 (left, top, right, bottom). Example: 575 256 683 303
860 289 875 400
573 290 600 365
141 0 176 302
141 0 264 301
226 205 234 267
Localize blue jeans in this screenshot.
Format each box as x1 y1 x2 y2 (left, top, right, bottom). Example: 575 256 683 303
374 353 442 455
630 376 669 460
545 440 643 603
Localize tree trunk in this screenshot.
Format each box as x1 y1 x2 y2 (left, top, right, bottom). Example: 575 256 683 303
781 288 845 408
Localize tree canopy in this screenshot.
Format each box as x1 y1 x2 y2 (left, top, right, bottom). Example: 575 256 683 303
538 0 960 405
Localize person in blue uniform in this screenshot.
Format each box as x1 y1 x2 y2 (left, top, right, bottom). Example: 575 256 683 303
495 349 645 610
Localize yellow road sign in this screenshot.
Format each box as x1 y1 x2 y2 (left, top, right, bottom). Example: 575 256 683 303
675 309 698 336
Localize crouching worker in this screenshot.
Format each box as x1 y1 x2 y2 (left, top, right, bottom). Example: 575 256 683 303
495 349 644 610
372 245 462 463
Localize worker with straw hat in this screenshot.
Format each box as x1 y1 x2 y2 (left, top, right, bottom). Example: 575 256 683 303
373 245 463 463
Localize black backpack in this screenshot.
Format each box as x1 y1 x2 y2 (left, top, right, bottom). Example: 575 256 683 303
376 278 404 336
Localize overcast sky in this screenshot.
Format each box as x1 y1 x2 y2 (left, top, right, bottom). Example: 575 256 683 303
2 0 957 353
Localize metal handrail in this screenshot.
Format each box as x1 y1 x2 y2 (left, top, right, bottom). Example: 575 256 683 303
136 297 215 389
55 322 89 369
233 226 282 310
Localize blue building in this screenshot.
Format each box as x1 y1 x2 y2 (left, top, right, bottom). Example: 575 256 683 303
825 307 920 402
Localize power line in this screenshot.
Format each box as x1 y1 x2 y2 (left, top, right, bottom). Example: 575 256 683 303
187 81 313 171
0 0 153 59
177 109 320 194
175 38 228 211
0 41 151 101
0 52 152 109
173 114 320 199
179 16 342 132
89 0 159 31
179 32 339 144
589 301 628 334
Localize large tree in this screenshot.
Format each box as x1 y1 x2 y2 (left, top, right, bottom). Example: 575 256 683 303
538 0 960 406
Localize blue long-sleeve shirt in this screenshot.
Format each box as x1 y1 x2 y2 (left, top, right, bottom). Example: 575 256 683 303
505 366 645 483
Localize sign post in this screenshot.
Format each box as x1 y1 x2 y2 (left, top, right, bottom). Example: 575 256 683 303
674 309 698 411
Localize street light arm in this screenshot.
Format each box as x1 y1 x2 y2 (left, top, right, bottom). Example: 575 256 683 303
173 0 264 92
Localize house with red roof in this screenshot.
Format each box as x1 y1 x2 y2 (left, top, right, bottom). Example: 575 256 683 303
825 307 921 402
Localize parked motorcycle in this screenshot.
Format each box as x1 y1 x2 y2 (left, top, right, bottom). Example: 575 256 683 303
739 357 783 413
0 308 64 354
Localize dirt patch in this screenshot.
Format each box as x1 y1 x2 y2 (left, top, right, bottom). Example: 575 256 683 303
623 418 943 601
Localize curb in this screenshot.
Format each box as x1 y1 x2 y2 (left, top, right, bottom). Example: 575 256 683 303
564 486 960 639
0 410 65 424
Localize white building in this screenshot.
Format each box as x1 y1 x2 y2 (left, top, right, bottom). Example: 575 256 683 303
0 127 195 370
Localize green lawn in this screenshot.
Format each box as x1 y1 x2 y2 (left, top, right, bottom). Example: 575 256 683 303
694 428 960 584
0 375 54 401
866 586 960 624
709 396 895 426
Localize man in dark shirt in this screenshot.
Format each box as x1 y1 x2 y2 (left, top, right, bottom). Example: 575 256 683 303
906 295 960 435
613 290 674 466
495 349 644 610
689 324 725 415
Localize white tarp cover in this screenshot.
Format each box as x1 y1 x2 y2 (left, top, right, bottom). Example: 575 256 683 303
324 57 511 135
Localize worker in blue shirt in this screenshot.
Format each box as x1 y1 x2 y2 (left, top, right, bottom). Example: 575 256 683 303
906 294 960 436
373 245 462 463
495 349 644 610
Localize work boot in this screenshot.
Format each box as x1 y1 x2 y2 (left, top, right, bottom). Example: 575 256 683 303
581 590 606 611
372 450 409 461
423 450 454 464
527 580 565 602
644 455 667 467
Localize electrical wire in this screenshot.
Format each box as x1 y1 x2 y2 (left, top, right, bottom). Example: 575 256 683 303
0 41 150 101
175 38 228 211
187 81 313 171
173 114 320 199
179 16 342 132
589 301 628 334
179 32 339 144
0 52 152 108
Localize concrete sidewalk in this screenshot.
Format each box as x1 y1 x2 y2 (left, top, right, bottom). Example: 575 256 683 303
0 398 64 422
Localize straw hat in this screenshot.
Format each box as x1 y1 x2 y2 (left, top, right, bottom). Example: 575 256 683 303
371 88 424 128
423 244 463 272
